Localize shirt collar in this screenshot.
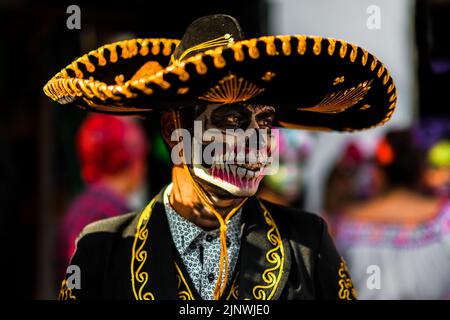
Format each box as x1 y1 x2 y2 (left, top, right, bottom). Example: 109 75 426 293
163 183 242 255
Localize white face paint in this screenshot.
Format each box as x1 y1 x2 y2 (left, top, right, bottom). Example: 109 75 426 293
190 104 276 197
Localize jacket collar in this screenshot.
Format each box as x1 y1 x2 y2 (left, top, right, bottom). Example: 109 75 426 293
129 187 291 300
234 197 291 300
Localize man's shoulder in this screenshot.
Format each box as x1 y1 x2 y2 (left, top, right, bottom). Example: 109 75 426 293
259 199 325 228
258 198 326 248
76 211 139 244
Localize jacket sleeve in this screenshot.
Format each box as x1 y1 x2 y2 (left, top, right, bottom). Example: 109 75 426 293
314 217 357 300
57 233 103 300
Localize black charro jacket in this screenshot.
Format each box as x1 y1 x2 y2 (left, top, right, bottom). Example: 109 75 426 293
58 187 357 300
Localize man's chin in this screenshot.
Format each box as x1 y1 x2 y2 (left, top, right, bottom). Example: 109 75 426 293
191 165 262 199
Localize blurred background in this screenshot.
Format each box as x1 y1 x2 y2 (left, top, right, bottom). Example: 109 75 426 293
0 0 448 299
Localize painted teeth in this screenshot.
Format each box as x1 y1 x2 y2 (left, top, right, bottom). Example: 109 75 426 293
230 164 237 177
237 167 246 179
225 163 230 180
229 151 235 163
248 149 258 163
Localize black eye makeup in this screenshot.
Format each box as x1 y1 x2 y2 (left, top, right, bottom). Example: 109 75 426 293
255 110 275 128
210 104 251 129
254 105 275 127
207 104 276 130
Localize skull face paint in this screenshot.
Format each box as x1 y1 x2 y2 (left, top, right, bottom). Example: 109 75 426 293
189 103 276 198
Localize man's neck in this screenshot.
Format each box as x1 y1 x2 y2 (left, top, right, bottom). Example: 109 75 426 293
168 166 242 230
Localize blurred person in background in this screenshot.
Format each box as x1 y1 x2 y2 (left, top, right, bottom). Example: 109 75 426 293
58 114 149 276
331 128 450 299
324 142 385 230
423 139 450 197
325 142 369 217
258 129 312 208
414 118 450 198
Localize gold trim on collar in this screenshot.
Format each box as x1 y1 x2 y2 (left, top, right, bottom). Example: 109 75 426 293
58 279 76 300
226 272 240 300
175 262 195 300
251 200 285 300
175 262 240 300
338 258 358 300
130 197 157 300
130 196 284 300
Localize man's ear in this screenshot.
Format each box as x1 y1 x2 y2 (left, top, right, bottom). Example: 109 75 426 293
160 112 178 149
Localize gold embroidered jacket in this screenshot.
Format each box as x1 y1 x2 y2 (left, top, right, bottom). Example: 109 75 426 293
59 188 357 300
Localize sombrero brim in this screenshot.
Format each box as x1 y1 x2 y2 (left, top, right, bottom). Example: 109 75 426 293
43 35 397 132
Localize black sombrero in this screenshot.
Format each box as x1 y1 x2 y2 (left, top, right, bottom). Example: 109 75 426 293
43 14 397 132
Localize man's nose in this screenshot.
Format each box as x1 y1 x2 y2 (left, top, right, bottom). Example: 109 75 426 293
246 117 259 130
243 118 263 147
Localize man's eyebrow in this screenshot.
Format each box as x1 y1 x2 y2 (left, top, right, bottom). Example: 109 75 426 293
252 104 275 111
255 108 275 118
213 105 250 115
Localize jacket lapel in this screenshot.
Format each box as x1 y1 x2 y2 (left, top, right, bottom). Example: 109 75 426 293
236 197 291 300
129 190 292 300
130 190 178 300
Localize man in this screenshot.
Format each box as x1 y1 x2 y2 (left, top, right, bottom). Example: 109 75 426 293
44 14 396 300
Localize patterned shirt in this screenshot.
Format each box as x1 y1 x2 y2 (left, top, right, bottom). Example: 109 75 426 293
163 183 242 300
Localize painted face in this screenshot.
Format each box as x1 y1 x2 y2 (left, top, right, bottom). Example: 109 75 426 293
190 103 276 198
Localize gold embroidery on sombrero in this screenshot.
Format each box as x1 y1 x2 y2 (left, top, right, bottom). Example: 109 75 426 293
58 279 76 300
175 262 195 300
166 64 190 82
261 71 276 82
251 200 284 300
260 36 277 56
361 48 369 66
232 43 245 61
114 74 125 85
313 36 322 55
43 38 179 104
328 38 337 56
177 87 190 95
198 73 265 104
333 76 345 85
299 79 373 114
130 61 164 81
371 56 378 71
349 44 358 62
131 197 158 300
296 35 307 55
338 258 358 300
360 104 371 110
171 33 234 65
278 35 291 56
83 98 152 113
339 41 348 58
191 56 208 75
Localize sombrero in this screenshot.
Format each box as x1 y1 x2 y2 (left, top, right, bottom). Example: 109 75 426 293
43 14 397 132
